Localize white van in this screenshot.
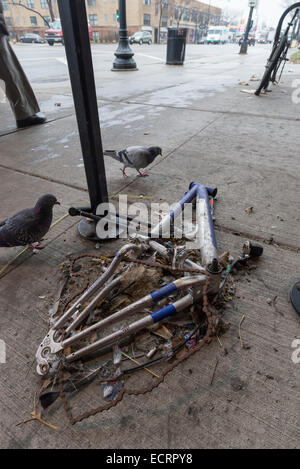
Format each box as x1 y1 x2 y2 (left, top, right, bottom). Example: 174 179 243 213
207 27 229 44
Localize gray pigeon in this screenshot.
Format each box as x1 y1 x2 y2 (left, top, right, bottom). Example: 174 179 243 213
0 194 60 250
104 146 162 177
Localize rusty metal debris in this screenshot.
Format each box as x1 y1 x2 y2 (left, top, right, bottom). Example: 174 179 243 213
34 183 264 424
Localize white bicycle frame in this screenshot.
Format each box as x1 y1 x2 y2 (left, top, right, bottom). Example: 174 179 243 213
36 183 221 376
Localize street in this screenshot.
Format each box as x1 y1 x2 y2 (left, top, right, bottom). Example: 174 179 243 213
11 42 271 102
0 40 300 449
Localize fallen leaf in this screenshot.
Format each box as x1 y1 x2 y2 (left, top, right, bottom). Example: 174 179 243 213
152 325 172 340
64 347 72 356
244 206 254 215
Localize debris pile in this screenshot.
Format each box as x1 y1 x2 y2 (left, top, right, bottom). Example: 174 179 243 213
33 183 263 425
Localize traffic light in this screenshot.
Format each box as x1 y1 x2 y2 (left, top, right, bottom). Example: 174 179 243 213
116 9 120 22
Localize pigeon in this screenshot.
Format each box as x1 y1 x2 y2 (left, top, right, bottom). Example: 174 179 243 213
104 146 162 177
0 194 60 250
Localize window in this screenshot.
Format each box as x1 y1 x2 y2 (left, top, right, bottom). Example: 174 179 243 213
104 14 108 23
155 3 158 15
191 10 197 24
2 1 8 10
143 14 151 26
40 0 48 8
30 16 37 25
4 17 12 26
161 16 167 27
44 16 51 26
88 14 98 25
143 0 151 5
183 8 190 21
113 13 116 22
27 0 35 8
87 0 96 5
93 31 100 41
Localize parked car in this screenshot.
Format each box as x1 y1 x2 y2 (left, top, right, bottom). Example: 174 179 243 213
45 19 92 46
19 33 45 44
129 31 152 45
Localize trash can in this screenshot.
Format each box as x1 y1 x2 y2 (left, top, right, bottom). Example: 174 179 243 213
166 28 187 65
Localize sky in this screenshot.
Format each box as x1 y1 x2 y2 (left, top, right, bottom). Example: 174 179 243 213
210 0 287 28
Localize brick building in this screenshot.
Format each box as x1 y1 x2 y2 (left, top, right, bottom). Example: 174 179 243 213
2 0 221 43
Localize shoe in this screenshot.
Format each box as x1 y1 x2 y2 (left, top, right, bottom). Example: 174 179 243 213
290 281 300 315
17 114 46 128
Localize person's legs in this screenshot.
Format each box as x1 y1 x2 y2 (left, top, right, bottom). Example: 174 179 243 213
0 35 45 125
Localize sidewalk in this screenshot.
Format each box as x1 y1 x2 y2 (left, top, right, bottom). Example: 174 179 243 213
0 49 299 449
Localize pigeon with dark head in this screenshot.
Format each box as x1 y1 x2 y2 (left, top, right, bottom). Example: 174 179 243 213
104 146 162 177
0 194 60 250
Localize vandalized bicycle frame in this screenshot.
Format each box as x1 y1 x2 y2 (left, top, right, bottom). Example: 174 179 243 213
36 182 222 376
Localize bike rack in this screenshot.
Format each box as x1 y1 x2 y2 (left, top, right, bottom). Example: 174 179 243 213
35 183 222 376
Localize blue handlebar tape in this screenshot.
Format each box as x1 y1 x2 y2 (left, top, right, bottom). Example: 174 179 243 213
150 283 177 303
151 304 177 323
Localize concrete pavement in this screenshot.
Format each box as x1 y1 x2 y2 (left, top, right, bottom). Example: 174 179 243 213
0 43 299 449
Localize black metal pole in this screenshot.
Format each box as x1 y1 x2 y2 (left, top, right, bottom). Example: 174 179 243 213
112 0 137 71
240 6 254 54
57 0 108 214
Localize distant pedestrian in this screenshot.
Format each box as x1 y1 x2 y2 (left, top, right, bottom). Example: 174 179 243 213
0 0 46 128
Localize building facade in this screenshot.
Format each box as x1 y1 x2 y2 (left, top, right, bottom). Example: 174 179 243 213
2 0 221 43
149 1 222 43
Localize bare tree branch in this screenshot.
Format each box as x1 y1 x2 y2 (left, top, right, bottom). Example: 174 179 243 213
7 1 51 27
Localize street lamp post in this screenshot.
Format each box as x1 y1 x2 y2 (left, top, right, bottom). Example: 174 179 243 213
240 1 256 55
112 0 137 71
